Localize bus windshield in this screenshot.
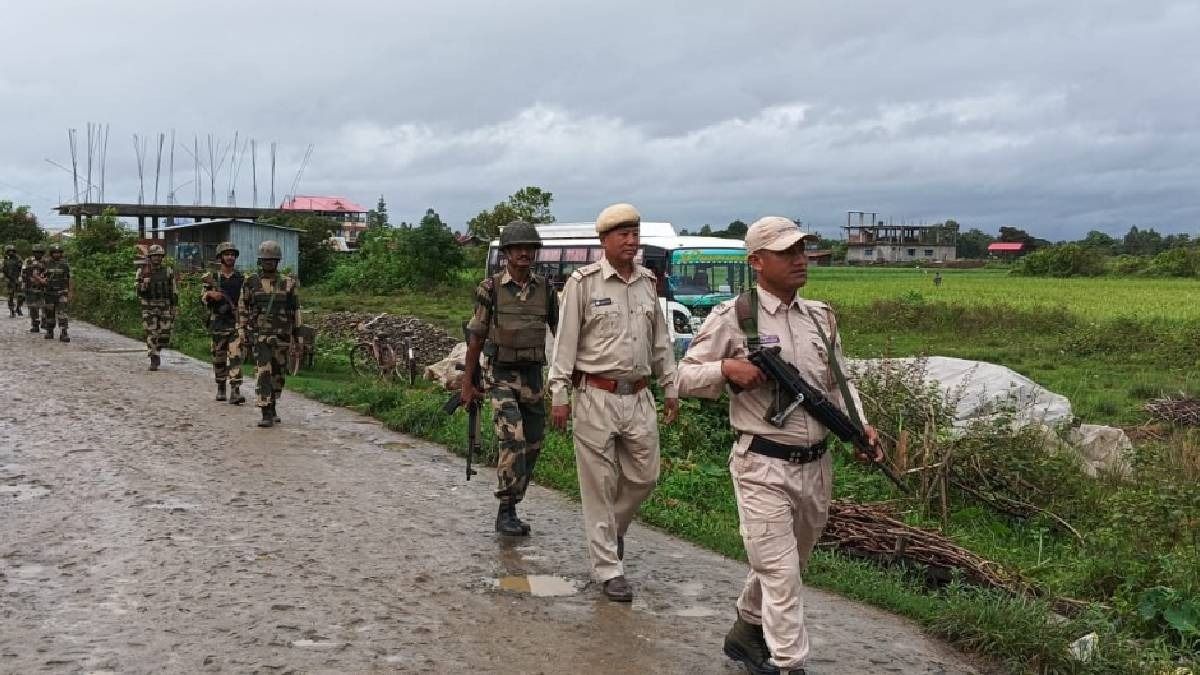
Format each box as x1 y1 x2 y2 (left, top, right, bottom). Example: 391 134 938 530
668 248 752 309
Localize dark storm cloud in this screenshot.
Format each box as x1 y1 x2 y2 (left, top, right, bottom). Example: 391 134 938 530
0 0 1195 238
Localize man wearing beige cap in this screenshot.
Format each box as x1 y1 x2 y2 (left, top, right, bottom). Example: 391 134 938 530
678 216 881 674
548 202 679 602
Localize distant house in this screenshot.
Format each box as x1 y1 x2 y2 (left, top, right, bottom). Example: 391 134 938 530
987 242 1027 257
158 218 301 274
455 233 483 247
283 195 367 246
843 219 958 264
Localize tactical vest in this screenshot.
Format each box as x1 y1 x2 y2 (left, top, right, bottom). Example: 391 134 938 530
44 259 69 293
486 273 550 364
208 270 244 330
142 266 174 302
3 256 21 282
247 274 296 335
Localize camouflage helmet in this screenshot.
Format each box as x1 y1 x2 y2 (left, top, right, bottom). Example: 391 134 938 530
216 241 239 257
31 243 46 254
3 244 13 253
499 221 542 249
257 240 282 260
49 244 63 254
147 244 165 256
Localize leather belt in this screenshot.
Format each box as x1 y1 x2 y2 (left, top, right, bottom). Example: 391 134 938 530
746 435 828 465
572 371 648 395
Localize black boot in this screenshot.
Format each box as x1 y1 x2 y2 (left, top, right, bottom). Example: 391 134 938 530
257 406 274 428
14 305 21 316
228 383 245 405
58 328 69 343
29 321 39 333
270 400 281 424
149 354 160 371
495 503 526 536
215 382 227 402
44 326 54 339
723 616 780 675
511 504 532 535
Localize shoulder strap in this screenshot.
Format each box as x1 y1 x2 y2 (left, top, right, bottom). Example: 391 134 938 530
734 287 759 349
805 305 863 427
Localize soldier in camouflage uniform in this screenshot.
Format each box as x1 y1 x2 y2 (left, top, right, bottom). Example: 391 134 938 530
41 244 73 342
238 240 301 428
201 242 246 404
4 245 23 318
462 221 559 536
136 244 178 370
20 243 47 334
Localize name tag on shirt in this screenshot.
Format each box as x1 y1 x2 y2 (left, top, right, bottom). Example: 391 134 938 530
592 298 613 307
758 334 781 345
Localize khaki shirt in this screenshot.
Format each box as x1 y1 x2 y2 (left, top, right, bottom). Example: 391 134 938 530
548 257 678 406
677 287 866 448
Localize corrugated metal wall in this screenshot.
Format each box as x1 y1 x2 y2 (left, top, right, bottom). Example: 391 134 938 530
230 223 300 275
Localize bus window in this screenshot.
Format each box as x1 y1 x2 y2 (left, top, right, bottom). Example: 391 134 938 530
668 248 752 309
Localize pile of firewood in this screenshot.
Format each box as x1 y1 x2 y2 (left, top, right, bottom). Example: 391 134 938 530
1145 395 1200 427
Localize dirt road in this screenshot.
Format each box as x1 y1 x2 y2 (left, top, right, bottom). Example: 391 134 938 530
0 318 984 674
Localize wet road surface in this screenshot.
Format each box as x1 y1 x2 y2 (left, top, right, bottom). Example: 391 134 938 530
0 319 986 674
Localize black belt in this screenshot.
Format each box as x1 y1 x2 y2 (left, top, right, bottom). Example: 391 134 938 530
746 435 828 465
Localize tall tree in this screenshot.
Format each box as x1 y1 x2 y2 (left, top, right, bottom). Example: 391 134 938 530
366 195 389 229
1123 225 1166 256
700 224 713 236
726 220 748 237
956 228 992 259
0 200 46 245
467 186 555 240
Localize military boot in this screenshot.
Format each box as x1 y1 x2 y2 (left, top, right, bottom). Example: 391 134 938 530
723 616 779 675
7 307 13 318
44 326 54 339
58 328 70 343
149 354 160 371
15 305 21 316
512 505 532 535
271 400 281 424
29 320 39 333
495 503 526 536
257 406 274 428
215 382 227 402
228 384 246 405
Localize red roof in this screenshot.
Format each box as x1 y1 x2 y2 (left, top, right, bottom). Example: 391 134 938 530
282 195 366 213
987 242 1026 252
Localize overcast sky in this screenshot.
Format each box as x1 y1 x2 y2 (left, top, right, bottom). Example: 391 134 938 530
1 0 1196 238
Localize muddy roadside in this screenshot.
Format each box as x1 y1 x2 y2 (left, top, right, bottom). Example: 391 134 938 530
0 318 989 674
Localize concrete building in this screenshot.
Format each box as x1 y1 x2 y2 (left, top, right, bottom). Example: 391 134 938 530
159 218 301 274
843 214 958 263
283 195 367 246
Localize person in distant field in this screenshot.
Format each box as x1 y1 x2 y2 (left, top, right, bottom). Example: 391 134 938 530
678 217 882 675
547 202 679 603
933 271 943 287
461 221 559 537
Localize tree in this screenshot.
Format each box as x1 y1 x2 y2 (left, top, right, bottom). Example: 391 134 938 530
366 195 389 230
70 208 134 258
325 207 463 291
700 224 713 236
956 228 992 259
726 220 748 237
269 213 339 283
466 186 555 240
1079 230 1119 254
1122 226 1165 256
0 200 46 245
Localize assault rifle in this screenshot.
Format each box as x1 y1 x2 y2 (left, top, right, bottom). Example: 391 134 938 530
747 345 910 493
443 323 481 481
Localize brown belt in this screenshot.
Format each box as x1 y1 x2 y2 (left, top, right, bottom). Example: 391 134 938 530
572 371 648 395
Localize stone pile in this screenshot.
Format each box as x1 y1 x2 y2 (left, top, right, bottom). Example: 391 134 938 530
308 311 459 366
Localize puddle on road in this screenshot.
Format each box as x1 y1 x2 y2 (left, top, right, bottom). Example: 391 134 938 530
381 441 414 451
490 575 580 597
672 606 719 618
6 564 49 579
291 639 345 649
140 500 199 512
1 480 50 501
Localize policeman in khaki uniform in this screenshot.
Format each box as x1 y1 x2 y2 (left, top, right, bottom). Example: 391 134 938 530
136 244 178 370
201 242 246 404
238 240 300 428
41 244 73 342
462 221 559 536
548 203 679 602
679 217 881 675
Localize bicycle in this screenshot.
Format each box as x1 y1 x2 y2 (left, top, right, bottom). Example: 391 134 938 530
348 314 418 384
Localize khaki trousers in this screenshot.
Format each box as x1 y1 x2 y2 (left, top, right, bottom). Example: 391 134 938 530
731 437 832 671
572 384 660 582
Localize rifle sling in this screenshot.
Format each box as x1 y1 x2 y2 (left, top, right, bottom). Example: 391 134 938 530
805 306 864 430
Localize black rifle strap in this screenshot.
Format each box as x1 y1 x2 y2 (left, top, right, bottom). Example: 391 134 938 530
806 305 864 429
733 287 760 349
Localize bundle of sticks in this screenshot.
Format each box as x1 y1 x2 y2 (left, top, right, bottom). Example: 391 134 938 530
1145 395 1200 427
819 500 1025 593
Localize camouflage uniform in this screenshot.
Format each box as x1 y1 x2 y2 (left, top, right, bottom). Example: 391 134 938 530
136 255 178 365
466 267 558 517
20 250 47 333
3 247 23 317
238 242 300 427
201 258 245 401
41 248 71 341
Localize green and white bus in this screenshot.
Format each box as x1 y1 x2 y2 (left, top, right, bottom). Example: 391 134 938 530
488 222 753 355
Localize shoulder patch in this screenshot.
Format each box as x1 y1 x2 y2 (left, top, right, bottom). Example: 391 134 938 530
571 262 601 280
200 272 213 284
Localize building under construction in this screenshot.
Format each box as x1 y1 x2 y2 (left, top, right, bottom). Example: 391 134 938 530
842 211 958 263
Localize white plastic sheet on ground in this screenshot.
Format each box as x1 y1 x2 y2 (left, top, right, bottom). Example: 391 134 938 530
851 356 1073 429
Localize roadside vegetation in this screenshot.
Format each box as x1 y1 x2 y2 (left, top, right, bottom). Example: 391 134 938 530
19 198 1198 673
